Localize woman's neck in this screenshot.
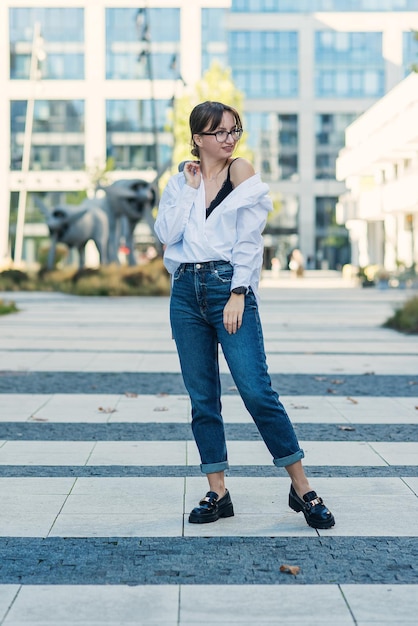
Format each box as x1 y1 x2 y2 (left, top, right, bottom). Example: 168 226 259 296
201 158 229 182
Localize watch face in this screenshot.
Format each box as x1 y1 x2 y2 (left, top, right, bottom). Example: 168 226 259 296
232 287 247 294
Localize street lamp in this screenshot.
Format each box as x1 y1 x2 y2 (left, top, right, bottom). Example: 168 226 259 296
14 21 45 267
135 6 159 174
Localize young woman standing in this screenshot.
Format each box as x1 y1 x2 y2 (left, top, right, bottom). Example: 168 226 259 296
154 101 335 529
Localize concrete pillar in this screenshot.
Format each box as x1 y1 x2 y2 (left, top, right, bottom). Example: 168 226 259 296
297 18 316 258
384 214 397 269
0 3 11 267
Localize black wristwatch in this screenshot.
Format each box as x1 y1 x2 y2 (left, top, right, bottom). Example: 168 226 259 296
231 286 247 295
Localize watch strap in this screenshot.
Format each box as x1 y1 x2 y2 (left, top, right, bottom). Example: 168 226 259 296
231 286 248 295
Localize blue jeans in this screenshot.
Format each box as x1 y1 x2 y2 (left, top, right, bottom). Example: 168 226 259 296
170 260 304 474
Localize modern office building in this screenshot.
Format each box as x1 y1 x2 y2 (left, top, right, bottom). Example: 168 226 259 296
1 0 418 269
336 71 418 274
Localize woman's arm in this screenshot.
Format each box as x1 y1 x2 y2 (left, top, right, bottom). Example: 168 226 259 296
231 197 271 290
154 175 198 245
229 161 272 290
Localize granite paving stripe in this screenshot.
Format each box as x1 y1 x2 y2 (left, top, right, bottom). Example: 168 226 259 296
0 537 417 585
3 347 417 356
1 372 418 396
0 465 417 478
0 422 417 442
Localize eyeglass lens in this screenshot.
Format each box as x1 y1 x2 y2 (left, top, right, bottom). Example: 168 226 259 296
215 129 242 142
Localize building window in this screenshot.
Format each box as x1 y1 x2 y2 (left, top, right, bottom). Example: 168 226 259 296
106 99 172 170
246 112 298 181
231 0 418 11
202 8 228 72
9 8 84 80
315 113 357 179
106 8 180 80
230 31 298 97
315 196 350 269
403 31 418 75
11 100 84 170
315 31 384 97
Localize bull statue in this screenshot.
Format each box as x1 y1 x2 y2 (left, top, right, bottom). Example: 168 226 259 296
100 179 161 265
37 198 109 270
38 178 161 269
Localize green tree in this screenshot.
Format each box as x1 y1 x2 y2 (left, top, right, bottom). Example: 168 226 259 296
162 61 252 191
412 30 418 72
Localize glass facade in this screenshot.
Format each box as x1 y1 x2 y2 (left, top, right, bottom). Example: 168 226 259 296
246 112 298 181
315 32 384 97
230 31 298 97
11 100 85 170
315 197 350 269
315 113 357 179
106 99 172 169
201 8 229 72
403 31 418 74
9 8 84 80
232 0 418 11
106 8 180 80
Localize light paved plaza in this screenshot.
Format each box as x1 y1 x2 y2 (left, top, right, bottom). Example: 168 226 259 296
0 273 417 624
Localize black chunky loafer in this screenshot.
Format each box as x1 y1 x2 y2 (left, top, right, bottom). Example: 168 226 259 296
189 489 234 524
289 485 335 529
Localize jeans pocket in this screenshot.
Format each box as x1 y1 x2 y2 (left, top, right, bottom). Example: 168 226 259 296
212 265 233 284
173 265 184 281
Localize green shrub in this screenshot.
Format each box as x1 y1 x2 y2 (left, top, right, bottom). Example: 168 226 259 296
0 258 170 297
0 269 30 290
0 299 19 315
383 295 418 334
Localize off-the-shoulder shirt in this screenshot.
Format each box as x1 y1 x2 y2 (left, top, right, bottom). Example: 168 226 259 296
154 171 273 299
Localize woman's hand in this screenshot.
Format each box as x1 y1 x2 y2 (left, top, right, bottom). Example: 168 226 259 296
184 161 201 189
223 294 245 334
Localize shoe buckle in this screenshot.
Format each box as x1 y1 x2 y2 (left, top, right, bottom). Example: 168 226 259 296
200 496 217 507
306 496 323 510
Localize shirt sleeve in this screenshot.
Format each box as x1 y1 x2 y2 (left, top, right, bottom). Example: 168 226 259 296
230 192 272 290
154 176 198 245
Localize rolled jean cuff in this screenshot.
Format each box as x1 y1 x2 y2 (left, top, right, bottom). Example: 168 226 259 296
273 449 305 468
200 460 229 474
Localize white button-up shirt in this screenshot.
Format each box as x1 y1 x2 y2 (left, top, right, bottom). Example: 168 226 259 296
154 171 273 299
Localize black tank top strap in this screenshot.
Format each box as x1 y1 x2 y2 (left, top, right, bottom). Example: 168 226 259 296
206 158 239 219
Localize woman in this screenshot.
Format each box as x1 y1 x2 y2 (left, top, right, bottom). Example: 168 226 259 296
154 101 335 529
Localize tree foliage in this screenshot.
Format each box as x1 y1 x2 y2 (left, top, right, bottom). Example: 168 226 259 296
412 30 418 72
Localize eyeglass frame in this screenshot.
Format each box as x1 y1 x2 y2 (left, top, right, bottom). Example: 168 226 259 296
199 128 243 143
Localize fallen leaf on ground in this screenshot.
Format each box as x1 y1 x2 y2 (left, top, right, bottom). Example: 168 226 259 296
347 397 358 404
338 425 356 431
280 564 300 576
98 407 117 414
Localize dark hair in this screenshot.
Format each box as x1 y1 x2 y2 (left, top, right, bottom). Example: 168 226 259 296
189 101 242 158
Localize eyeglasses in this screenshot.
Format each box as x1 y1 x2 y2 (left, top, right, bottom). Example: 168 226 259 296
199 128 243 143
